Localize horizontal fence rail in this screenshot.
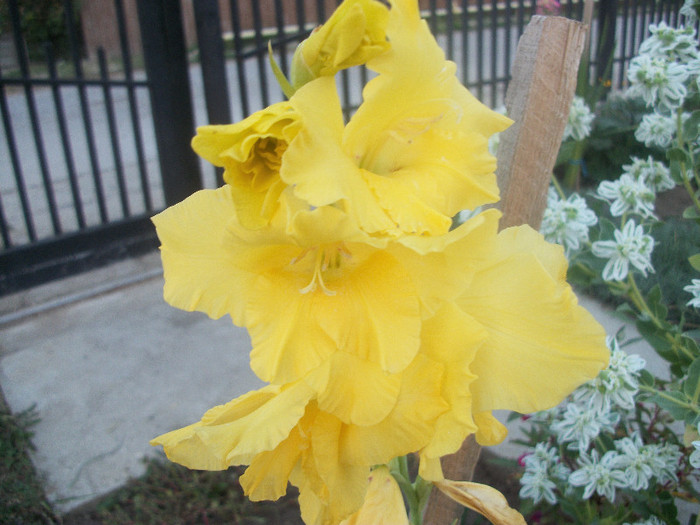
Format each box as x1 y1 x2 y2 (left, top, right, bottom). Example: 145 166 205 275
0 0 693 295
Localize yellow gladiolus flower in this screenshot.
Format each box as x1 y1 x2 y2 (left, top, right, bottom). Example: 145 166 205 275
282 0 511 237
290 0 390 89
191 101 301 229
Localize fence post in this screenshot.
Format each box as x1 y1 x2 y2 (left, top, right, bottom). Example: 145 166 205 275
423 15 587 525
136 0 202 206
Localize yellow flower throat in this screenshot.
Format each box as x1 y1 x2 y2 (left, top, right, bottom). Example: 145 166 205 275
292 243 352 296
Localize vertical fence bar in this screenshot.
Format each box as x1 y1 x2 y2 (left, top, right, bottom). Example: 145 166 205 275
64 0 108 224
46 44 85 229
252 0 270 108
0 68 36 244
115 0 152 212
490 0 499 107
460 0 470 88
98 48 130 216
274 0 289 77
446 0 455 61
194 0 232 188
136 0 202 206
429 0 439 35
476 0 485 101
505 0 513 96
194 0 232 126
230 0 251 118
8 0 62 235
0 193 10 248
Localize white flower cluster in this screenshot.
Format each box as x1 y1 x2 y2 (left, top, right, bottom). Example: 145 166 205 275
621 156 675 193
519 337 683 511
592 220 655 282
627 23 700 114
540 188 597 256
597 174 657 218
572 336 646 412
519 443 569 504
563 96 595 142
635 112 677 148
680 0 699 21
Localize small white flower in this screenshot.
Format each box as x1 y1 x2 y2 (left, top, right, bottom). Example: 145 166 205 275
627 54 689 112
638 23 700 64
622 156 675 193
648 442 682 483
573 336 646 412
623 517 667 525
541 189 598 256
552 402 619 451
519 469 558 505
680 0 699 21
564 96 595 141
592 220 655 281
635 112 677 149
569 449 628 500
597 174 656 218
615 432 657 490
684 278 700 308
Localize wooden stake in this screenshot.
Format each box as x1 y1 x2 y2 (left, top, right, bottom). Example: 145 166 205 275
422 15 586 525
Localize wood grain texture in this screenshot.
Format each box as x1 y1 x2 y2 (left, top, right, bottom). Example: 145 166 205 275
422 15 586 525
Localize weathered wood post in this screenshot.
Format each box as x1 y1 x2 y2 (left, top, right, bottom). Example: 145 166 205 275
422 15 587 525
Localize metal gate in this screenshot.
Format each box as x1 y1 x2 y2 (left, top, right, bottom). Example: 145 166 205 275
0 0 688 296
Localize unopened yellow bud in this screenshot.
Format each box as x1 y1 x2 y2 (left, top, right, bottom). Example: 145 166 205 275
291 0 390 89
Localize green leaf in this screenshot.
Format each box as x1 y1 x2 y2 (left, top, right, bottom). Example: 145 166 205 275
649 389 693 421
667 147 691 165
683 110 700 141
689 253 700 271
683 357 700 404
646 284 668 320
267 41 295 99
683 206 700 221
638 368 655 387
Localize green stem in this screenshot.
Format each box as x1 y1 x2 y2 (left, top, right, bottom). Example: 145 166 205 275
551 173 567 200
639 384 700 415
675 109 700 213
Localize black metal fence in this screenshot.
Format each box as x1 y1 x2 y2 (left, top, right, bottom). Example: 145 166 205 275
0 0 690 295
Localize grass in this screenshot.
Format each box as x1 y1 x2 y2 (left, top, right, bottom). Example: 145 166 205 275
0 389 59 525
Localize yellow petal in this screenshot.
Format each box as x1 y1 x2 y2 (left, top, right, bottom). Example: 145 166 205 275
340 353 449 466
284 77 396 234
311 412 371 523
458 225 609 415
150 381 315 470
240 414 309 501
191 102 301 228
340 466 409 525
474 412 508 447
435 479 527 525
419 303 484 463
152 186 248 322
247 245 422 383
304 351 401 426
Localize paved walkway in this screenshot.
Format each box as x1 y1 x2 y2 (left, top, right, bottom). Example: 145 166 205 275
0 251 673 514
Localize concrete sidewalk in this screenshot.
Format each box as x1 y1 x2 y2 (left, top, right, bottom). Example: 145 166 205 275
0 251 670 514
